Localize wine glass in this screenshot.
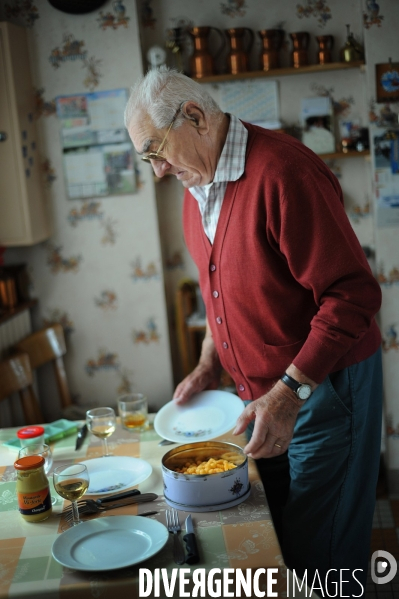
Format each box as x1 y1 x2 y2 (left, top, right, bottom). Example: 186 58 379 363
18 443 58 505
86 407 116 457
53 463 89 528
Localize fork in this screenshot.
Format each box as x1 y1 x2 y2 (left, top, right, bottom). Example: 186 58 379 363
62 493 158 520
166 508 185 565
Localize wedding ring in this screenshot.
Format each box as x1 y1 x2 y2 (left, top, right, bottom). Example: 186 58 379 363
274 443 282 448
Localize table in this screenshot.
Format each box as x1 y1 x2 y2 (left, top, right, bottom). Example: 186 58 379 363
0 419 292 598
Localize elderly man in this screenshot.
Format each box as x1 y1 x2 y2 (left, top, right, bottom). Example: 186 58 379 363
126 67 383 596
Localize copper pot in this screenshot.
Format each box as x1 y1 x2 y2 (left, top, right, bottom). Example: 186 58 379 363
258 29 284 71
188 26 225 78
316 35 334 65
225 27 254 74
290 31 310 68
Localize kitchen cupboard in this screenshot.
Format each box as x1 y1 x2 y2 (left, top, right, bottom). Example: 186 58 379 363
0 21 51 246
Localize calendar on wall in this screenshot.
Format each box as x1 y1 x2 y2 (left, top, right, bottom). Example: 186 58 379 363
56 89 137 199
219 79 280 129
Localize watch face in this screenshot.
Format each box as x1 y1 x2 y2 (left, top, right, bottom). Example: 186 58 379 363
297 384 312 400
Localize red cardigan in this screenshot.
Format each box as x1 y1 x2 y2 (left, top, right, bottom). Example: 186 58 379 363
183 123 381 401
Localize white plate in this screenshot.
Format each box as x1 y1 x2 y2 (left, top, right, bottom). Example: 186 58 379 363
154 390 245 443
51 516 168 571
81 456 152 495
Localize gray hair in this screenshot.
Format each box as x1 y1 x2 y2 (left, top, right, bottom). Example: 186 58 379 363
124 66 223 130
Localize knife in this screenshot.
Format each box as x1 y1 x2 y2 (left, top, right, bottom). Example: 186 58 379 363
96 488 141 505
75 424 88 450
183 514 199 564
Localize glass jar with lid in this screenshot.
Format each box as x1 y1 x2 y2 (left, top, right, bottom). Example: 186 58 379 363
17 425 45 448
14 455 52 522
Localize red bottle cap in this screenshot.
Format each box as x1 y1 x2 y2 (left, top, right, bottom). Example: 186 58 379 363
17 426 45 439
14 455 45 470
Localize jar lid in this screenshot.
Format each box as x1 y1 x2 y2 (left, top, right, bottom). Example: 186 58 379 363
17 426 45 439
14 456 45 470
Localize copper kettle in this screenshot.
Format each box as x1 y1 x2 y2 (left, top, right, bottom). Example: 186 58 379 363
188 26 225 78
290 31 310 68
225 27 254 74
258 29 284 71
316 35 334 64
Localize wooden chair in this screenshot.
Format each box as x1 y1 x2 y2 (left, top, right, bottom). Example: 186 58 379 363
175 280 206 377
0 353 44 424
14 324 72 411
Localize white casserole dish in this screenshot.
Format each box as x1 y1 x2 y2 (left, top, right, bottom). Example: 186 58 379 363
162 441 250 512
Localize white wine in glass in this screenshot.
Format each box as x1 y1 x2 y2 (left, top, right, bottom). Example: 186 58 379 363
86 407 116 456
53 463 89 528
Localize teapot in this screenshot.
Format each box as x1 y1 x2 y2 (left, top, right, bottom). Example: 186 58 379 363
339 25 364 62
258 29 284 71
188 26 225 78
225 28 254 75
290 32 310 68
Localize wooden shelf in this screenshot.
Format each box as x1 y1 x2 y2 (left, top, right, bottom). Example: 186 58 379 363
192 61 365 84
319 149 370 160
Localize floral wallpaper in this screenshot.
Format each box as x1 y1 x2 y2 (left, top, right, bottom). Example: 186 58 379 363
1 0 173 417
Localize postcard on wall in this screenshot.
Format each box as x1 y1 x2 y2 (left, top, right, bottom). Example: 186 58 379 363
300 96 335 155
56 89 136 199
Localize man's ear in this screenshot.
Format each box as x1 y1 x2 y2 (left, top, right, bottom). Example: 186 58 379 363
181 101 209 134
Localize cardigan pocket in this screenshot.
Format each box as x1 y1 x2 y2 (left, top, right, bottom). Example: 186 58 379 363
261 338 306 378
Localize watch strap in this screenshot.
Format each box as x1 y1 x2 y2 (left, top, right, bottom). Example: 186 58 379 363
281 373 301 392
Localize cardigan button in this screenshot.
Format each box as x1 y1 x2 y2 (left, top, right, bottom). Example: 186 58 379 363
238 384 245 392
210 264 216 272
216 316 222 324
212 291 219 298
222 342 228 349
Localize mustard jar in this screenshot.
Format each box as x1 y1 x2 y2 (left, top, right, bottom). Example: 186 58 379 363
14 456 52 522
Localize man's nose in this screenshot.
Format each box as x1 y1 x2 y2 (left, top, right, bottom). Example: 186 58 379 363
151 160 170 178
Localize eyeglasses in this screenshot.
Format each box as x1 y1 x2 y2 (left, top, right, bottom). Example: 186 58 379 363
141 106 181 163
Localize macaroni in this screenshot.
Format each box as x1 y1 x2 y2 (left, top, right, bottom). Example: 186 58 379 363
174 454 239 475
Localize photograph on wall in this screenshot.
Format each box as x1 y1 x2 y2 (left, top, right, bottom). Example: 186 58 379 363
370 126 399 227
56 89 137 198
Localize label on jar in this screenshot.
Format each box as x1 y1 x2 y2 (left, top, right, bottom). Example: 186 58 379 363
17 487 51 516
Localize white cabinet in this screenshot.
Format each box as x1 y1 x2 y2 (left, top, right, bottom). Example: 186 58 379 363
0 21 51 246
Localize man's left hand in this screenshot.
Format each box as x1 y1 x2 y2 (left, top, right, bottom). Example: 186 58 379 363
233 382 302 458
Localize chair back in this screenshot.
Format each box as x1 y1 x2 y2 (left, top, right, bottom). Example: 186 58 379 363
0 353 44 424
14 324 72 409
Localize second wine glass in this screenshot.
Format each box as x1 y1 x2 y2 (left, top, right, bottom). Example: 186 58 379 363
86 407 116 457
53 463 89 528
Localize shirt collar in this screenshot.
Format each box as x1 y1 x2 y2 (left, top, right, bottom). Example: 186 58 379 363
189 113 248 189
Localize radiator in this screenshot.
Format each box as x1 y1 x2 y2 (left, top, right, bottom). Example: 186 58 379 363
0 309 33 426
0 310 32 360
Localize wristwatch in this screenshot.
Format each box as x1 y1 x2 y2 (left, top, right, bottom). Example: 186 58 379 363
281 372 312 401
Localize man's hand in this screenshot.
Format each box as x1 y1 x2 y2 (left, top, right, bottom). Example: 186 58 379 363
173 362 220 405
233 381 302 458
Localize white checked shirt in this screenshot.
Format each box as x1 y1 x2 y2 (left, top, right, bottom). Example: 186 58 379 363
189 114 248 244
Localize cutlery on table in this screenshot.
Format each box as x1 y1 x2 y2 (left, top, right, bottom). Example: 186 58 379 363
62 492 158 520
97 488 140 504
183 514 199 564
63 508 159 524
166 508 185 565
75 424 88 450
